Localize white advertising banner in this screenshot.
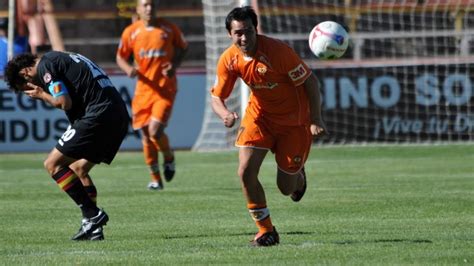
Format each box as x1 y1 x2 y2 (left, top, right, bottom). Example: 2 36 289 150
0 73 206 152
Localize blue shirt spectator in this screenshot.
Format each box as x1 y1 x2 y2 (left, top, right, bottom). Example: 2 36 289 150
0 18 29 76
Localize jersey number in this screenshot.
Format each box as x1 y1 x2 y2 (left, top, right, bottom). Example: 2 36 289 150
69 54 113 88
58 125 76 146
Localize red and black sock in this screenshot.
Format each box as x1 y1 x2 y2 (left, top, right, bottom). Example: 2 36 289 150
52 167 99 218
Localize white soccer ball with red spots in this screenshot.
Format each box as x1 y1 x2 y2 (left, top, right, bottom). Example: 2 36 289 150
308 21 349 60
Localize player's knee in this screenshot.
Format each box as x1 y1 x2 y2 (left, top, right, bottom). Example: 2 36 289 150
43 157 59 175
69 164 86 179
238 165 260 186
148 122 165 140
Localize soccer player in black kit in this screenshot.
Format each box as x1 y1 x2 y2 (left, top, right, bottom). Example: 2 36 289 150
4 51 130 241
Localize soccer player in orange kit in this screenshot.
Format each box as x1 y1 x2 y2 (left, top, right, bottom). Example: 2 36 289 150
116 0 188 190
211 6 327 246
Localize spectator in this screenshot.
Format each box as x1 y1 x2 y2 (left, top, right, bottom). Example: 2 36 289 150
0 18 28 75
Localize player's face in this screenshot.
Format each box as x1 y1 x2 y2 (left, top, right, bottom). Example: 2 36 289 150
137 0 155 22
229 19 257 56
18 65 38 86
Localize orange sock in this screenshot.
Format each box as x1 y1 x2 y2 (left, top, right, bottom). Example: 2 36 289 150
143 139 161 182
143 139 158 166
247 203 274 235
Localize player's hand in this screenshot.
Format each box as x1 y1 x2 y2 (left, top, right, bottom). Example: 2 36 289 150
310 120 328 138
128 67 138 78
23 82 43 99
223 112 239 128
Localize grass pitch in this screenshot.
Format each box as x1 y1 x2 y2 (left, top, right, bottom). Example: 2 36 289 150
0 144 473 265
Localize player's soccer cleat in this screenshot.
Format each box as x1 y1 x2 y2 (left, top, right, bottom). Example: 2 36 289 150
89 227 104 241
250 227 280 247
147 180 163 190
291 167 307 202
71 209 109 241
163 157 175 182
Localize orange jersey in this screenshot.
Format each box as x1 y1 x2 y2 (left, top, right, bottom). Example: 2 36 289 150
212 35 312 126
117 19 188 96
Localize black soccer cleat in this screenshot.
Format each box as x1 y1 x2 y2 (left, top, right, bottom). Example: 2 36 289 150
89 227 104 241
250 227 280 247
163 157 175 182
291 167 307 202
71 209 109 241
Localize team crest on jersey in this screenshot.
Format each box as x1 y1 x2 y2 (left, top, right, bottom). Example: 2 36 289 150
288 64 307 82
43 73 52 84
257 63 267 75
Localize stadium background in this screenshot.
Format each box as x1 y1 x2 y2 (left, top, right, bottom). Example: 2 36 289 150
0 0 473 152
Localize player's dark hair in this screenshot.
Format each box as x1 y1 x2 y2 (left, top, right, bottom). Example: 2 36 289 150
225 6 258 33
4 53 37 93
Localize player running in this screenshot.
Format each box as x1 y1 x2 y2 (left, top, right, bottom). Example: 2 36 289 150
211 6 327 246
116 0 188 190
4 51 130 241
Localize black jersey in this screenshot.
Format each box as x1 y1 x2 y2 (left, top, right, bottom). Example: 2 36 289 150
37 51 124 122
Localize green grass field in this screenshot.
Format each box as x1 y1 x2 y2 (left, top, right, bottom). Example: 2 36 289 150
0 144 473 265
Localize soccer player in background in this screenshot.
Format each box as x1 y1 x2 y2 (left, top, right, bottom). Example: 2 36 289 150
116 0 188 190
211 6 327 247
4 51 130 240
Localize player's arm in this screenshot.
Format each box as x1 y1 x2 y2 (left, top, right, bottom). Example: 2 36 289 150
211 96 239 128
304 73 327 137
116 28 137 78
23 82 72 110
116 54 137 78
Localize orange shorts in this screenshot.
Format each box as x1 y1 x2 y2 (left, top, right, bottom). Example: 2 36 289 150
131 87 176 130
235 116 312 174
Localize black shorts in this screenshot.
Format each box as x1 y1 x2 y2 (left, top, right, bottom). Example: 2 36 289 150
55 105 130 164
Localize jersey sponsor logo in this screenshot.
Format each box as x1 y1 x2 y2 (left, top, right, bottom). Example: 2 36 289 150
139 48 167 58
43 73 52 84
288 64 307 82
251 82 278 90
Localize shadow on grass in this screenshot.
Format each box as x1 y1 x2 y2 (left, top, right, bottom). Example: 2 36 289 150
333 239 433 245
163 230 432 245
163 230 313 240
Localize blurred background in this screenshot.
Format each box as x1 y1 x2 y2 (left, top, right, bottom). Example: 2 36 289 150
1 0 473 152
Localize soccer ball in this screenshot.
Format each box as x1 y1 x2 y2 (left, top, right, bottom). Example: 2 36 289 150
308 21 349 60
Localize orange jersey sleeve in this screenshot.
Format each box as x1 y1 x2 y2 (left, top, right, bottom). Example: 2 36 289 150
211 49 239 100
212 35 312 126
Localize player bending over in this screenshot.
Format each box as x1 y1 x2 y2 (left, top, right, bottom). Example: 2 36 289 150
4 51 130 241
